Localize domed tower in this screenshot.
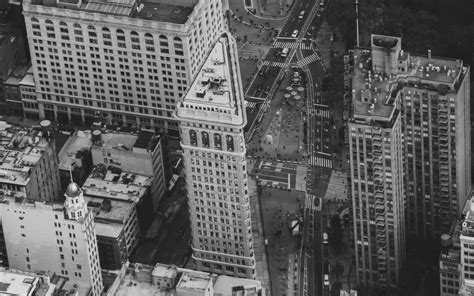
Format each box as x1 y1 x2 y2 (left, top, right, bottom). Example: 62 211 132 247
64 181 87 221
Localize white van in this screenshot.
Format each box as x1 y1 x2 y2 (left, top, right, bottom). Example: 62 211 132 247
281 48 289 57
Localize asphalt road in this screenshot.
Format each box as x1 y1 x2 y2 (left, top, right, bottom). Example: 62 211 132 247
245 0 318 100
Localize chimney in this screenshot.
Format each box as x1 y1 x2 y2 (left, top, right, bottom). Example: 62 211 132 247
428 49 432 62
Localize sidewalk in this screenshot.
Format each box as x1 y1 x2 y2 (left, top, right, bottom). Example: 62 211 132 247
248 177 272 295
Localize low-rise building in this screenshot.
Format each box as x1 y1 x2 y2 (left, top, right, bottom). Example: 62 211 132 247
58 130 93 192
106 262 264 296
459 197 474 295
3 63 29 116
439 221 462 295
91 129 166 212
86 196 138 271
0 120 61 202
0 30 25 110
19 66 38 120
82 164 154 232
0 267 56 295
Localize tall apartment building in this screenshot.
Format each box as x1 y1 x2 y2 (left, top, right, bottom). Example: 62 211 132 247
348 34 471 286
0 182 103 296
23 0 227 137
175 32 255 279
0 120 61 202
399 49 471 239
348 37 406 287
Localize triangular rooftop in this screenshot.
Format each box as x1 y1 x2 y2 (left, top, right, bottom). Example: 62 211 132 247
176 32 246 127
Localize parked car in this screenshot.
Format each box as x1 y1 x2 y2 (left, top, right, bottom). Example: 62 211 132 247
323 232 328 244
299 10 305 19
291 30 299 38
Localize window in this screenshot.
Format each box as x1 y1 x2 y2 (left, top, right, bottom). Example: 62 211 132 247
190 130 197 146
202 131 210 148
214 133 222 149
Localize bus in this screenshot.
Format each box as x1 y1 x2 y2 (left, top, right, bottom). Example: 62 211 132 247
281 48 289 57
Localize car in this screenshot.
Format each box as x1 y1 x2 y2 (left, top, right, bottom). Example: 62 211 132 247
323 232 328 244
324 274 329 286
298 10 305 19
291 30 298 38
264 238 269 245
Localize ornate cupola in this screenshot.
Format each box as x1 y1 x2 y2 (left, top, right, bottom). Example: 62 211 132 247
64 169 87 220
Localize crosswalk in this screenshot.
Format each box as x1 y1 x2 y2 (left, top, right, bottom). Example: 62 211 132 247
262 61 289 68
274 42 313 50
245 101 259 109
308 156 333 168
310 108 330 118
297 53 320 67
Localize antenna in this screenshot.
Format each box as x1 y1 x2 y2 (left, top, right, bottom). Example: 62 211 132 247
355 0 360 47
69 165 74 183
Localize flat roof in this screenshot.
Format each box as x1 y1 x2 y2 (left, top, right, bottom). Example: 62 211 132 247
30 0 195 24
352 49 397 119
0 270 37 295
352 46 464 120
82 165 149 202
113 264 172 296
213 275 262 294
185 39 233 106
176 33 246 127
94 221 123 238
176 272 212 292
58 130 93 171
86 196 134 224
135 2 193 24
100 132 138 151
0 121 53 186
152 263 178 279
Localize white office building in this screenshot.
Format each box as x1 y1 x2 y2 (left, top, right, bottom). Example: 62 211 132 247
175 32 256 279
23 0 227 136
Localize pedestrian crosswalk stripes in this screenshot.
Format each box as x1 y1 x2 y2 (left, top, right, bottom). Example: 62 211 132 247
274 42 300 49
297 53 320 67
274 42 313 50
262 61 289 68
245 101 258 109
308 157 333 168
310 108 330 118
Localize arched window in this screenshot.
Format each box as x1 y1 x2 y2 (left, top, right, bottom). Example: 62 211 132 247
159 35 168 46
59 21 67 27
130 31 140 49
144 33 154 51
87 25 95 30
31 17 39 23
202 132 209 148
189 130 197 146
173 36 182 43
102 27 111 44
73 23 81 28
214 133 222 149
45 19 53 24
226 135 234 152
117 29 125 42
